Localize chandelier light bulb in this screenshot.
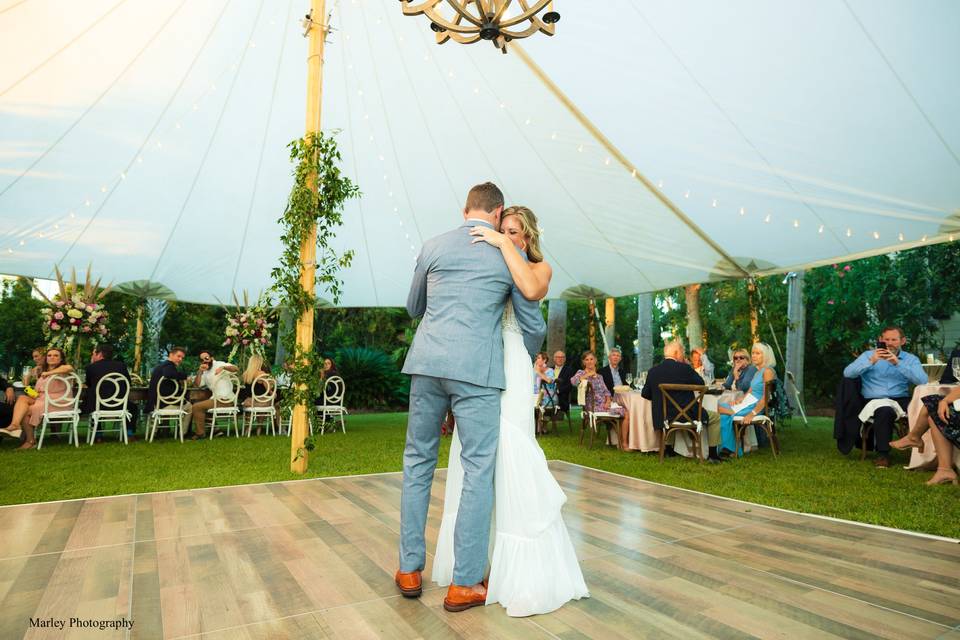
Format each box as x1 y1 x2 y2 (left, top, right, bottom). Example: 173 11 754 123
400 1 560 54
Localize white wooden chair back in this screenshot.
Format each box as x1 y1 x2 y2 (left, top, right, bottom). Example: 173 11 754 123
94 373 130 412
212 372 240 406
43 373 81 414
317 376 347 435
250 374 277 405
156 376 187 410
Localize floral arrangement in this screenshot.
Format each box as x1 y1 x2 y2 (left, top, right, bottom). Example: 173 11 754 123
35 266 111 364
222 291 274 362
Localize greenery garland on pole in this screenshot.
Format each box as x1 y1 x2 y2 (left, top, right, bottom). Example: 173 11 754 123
271 131 358 464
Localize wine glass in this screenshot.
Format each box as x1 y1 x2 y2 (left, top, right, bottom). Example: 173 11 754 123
952 357 960 382
626 373 633 388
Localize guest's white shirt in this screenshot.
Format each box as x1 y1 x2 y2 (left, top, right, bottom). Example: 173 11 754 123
200 360 234 397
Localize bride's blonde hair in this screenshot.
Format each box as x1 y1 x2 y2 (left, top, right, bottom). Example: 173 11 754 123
501 205 543 263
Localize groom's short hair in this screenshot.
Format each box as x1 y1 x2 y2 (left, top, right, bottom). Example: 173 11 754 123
465 182 504 213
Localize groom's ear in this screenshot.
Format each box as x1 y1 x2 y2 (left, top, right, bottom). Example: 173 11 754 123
462 207 470 220
493 205 503 225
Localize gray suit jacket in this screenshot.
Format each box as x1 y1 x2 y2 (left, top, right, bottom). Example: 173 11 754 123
402 220 546 390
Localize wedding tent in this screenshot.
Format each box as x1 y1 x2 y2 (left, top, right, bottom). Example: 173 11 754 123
1 0 958 306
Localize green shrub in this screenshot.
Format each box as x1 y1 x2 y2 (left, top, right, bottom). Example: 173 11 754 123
333 347 409 409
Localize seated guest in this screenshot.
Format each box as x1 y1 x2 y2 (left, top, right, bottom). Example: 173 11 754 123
21 347 45 386
0 374 15 429
191 349 238 438
572 350 628 449
718 343 777 456
239 353 273 435
723 349 757 395
533 351 556 397
552 350 576 413
641 341 722 462
599 347 629 393
843 326 926 467
145 347 192 437
690 348 715 382
891 386 960 485
82 344 136 437
0 347 74 449
940 346 960 384
321 357 338 380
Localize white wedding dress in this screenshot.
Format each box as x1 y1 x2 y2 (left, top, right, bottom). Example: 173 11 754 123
431 301 589 617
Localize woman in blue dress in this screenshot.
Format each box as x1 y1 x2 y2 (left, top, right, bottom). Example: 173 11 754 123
718 342 777 456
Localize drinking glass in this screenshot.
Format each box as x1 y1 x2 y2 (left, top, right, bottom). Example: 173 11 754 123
626 373 634 388
952 357 960 382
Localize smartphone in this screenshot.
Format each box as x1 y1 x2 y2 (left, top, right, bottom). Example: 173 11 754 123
875 340 886 351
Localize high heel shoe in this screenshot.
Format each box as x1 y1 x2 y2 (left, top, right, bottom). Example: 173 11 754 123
926 468 959 486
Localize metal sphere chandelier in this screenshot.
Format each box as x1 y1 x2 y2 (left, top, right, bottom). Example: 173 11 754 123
399 1 559 54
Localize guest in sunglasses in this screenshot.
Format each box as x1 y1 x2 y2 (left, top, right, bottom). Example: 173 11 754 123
723 349 757 395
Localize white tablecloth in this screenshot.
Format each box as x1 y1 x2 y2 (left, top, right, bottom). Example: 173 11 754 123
905 383 960 471
614 389 758 457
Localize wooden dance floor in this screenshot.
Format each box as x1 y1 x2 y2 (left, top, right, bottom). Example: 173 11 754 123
1 461 958 639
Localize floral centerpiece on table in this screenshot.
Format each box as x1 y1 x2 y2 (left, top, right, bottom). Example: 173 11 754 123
35 266 112 368
222 291 274 363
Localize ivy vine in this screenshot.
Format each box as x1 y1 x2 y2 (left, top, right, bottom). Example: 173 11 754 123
271 131 359 463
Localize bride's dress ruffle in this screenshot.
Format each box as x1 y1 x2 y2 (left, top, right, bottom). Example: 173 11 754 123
432 302 588 617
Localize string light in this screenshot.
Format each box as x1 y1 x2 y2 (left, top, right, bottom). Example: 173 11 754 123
739 207 746 216
763 214 771 223
818 224 824 233
872 231 880 240
711 198 718 207
898 232 904 242
683 190 690 199
846 228 852 237
793 219 799 228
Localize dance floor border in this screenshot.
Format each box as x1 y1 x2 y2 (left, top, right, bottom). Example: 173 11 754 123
3 460 956 544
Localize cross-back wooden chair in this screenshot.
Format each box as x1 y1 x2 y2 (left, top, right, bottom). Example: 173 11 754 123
658 383 708 463
579 380 622 449
733 379 781 457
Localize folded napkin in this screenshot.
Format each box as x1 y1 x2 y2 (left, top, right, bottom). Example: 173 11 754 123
858 398 906 424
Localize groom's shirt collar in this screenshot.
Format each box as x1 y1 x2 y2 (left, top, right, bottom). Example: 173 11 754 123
463 218 494 229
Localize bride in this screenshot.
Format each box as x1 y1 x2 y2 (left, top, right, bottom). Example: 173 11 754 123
431 205 589 617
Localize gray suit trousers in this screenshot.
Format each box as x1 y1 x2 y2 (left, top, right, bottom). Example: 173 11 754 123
399 374 500 585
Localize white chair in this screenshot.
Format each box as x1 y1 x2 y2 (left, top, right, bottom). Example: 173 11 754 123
87 373 132 445
149 377 188 442
243 375 277 436
36 373 82 449
316 375 347 434
206 372 241 438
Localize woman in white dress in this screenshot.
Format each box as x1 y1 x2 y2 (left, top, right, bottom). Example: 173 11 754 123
431 206 589 617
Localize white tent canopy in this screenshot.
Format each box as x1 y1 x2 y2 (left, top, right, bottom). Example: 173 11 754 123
1 0 958 306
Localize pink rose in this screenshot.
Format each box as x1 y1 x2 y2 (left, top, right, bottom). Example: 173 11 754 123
81 326 91 333
224 338 232 346
242 339 250 345
54 311 64 320
55 300 65 307
86 304 94 311
260 338 268 344
827 300 834 305
50 322 61 330
843 265 851 271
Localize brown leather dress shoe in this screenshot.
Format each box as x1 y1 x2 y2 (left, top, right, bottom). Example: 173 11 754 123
443 582 487 612
395 570 422 598
873 456 890 469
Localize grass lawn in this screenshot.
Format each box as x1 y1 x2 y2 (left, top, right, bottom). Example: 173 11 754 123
2 413 958 539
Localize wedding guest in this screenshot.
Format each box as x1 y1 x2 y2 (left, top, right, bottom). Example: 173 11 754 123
145 347 191 436
641 341 722 462
239 353 273 436
0 374 15 427
552 350 576 413
191 349 238 438
691 348 714 381
843 326 926 468
718 343 777 457
321 357 338 380
723 349 757 395
533 352 556 396
599 347 629 393
82 344 136 437
891 386 960 485
21 347 45 386
0 347 74 450
940 346 960 384
572 350 628 449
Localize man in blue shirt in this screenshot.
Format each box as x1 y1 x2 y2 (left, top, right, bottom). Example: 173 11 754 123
843 326 927 467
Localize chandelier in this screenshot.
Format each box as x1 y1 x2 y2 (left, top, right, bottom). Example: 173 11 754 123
399 1 560 54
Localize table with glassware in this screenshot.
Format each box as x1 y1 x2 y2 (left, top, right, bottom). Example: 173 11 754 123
613 381 758 456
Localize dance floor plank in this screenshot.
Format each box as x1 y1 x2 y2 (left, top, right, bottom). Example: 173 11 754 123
0 461 957 639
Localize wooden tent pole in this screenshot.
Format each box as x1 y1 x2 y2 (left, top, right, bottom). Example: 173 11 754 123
133 304 144 377
291 0 327 474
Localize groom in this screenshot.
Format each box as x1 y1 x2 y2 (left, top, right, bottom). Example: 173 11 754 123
396 182 545 612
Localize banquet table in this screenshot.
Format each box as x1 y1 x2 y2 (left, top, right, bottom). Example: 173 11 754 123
905 383 960 470
613 388 758 457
